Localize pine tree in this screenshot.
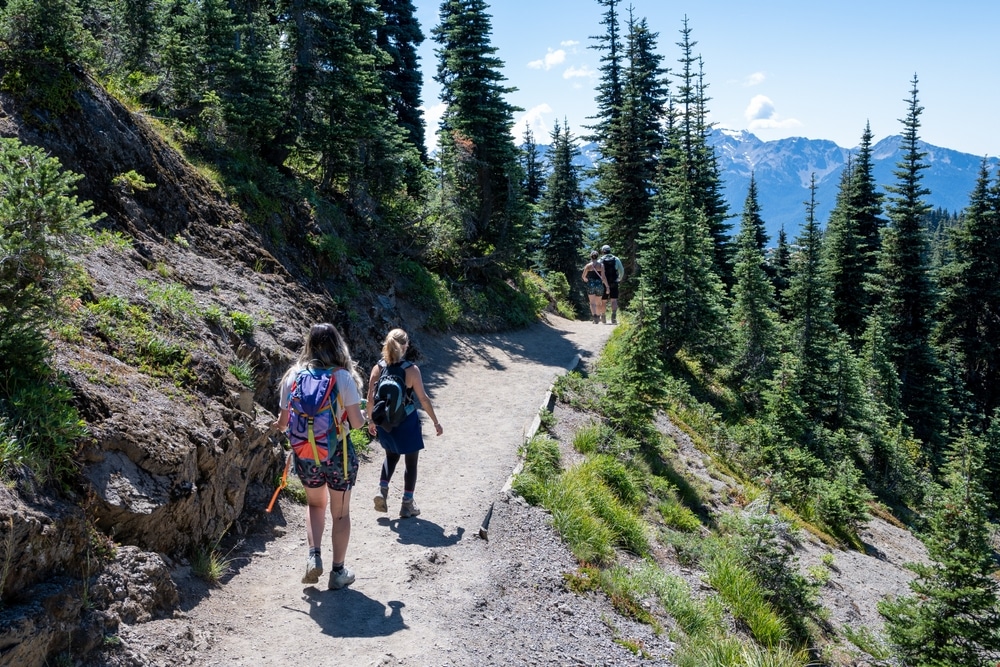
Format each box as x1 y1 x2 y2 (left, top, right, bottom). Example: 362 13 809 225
588 6 667 297
432 0 526 266
673 19 731 286
769 225 792 316
376 0 426 162
875 75 945 458
639 168 729 366
729 180 781 411
880 431 1000 666
784 176 840 431
520 124 545 206
850 122 887 279
537 120 586 307
935 160 1000 419
823 155 869 344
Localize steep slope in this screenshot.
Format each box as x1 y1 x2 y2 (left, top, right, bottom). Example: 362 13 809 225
0 74 396 665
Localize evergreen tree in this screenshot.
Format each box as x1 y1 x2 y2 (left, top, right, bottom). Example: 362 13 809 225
221 0 289 152
376 0 426 162
850 122 887 279
588 6 667 297
741 172 769 254
673 20 731 286
823 154 870 344
880 431 1000 666
729 180 781 411
537 120 585 308
520 124 545 206
784 177 840 432
875 75 945 458
586 0 624 143
935 160 1000 419
432 0 526 266
639 168 729 366
769 225 792 316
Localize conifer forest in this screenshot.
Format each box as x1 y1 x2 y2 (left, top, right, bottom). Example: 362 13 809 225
3 0 1000 665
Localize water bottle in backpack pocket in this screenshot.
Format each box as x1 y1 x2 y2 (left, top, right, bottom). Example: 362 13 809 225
286 367 346 463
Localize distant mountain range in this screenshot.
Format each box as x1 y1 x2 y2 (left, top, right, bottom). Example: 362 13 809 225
569 130 999 242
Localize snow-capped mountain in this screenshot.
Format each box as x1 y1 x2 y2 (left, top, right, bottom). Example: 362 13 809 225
567 130 998 242
706 129 997 241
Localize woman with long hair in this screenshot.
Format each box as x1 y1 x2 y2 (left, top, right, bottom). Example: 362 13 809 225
273 323 365 589
366 328 442 518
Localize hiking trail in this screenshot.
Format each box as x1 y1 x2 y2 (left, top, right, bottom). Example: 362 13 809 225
119 314 623 666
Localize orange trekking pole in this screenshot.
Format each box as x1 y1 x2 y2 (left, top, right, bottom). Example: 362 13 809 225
267 452 292 513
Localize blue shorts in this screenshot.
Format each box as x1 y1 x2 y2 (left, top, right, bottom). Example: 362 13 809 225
293 439 358 491
586 279 604 296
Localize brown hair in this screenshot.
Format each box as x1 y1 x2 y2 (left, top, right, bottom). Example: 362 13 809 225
381 328 409 365
590 250 598 260
286 323 362 387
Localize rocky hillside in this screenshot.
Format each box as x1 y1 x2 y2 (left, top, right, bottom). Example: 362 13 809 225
0 74 403 666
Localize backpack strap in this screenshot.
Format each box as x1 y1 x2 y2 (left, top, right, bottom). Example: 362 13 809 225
303 370 338 465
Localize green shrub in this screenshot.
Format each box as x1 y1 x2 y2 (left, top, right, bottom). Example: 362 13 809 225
229 311 255 336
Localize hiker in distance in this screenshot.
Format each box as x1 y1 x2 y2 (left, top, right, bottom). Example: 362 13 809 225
600 244 625 324
367 328 442 519
273 323 366 590
581 249 610 324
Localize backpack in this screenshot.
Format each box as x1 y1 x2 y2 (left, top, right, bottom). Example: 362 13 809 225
602 254 619 283
370 361 412 431
286 367 347 464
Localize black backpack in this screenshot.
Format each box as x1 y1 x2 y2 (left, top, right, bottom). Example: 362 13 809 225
371 361 412 430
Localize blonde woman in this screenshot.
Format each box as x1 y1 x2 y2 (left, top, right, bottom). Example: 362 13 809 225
366 329 442 518
273 323 365 589
581 250 610 323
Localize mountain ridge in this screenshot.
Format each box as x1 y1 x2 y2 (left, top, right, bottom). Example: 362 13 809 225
566 130 999 242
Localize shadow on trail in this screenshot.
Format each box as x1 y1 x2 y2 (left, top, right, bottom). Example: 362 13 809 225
296 588 407 638
411 316 602 394
377 516 465 547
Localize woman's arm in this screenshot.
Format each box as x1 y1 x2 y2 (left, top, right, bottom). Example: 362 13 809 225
272 407 290 431
366 364 380 435
406 365 443 436
581 264 589 281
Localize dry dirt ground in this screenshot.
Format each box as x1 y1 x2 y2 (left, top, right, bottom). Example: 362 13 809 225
110 313 659 667
101 313 927 667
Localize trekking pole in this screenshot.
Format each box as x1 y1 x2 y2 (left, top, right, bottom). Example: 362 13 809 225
267 452 292 513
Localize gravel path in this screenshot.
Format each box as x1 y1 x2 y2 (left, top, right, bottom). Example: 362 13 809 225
118 314 654 666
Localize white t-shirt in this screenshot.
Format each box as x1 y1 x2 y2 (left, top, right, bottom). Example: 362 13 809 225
279 367 361 410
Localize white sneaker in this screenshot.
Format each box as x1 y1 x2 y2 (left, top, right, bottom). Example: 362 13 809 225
302 553 322 584
328 567 355 590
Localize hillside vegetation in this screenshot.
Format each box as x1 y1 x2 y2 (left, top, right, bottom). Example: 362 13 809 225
2 1 1000 666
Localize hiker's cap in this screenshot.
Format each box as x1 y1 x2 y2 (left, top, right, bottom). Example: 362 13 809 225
602 245 611 253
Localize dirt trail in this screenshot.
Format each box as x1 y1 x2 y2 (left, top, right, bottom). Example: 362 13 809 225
125 314 615 666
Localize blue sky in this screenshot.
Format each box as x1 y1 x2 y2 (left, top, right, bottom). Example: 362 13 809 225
412 1 1000 157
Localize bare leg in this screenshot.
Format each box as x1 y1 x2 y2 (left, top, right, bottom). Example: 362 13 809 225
328 488 352 565
304 484 329 549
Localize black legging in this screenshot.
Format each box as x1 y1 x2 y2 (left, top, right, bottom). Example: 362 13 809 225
380 451 419 493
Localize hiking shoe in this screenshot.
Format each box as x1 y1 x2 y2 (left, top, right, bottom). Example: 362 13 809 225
302 553 323 584
600 313 606 324
611 316 617 324
400 499 421 518
374 487 388 513
328 567 355 590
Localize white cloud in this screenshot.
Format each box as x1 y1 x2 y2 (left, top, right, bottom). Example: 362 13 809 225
563 65 595 80
528 48 566 71
743 72 766 87
744 94 802 130
515 104 555 140
560 40 580 48
421 102 447 154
